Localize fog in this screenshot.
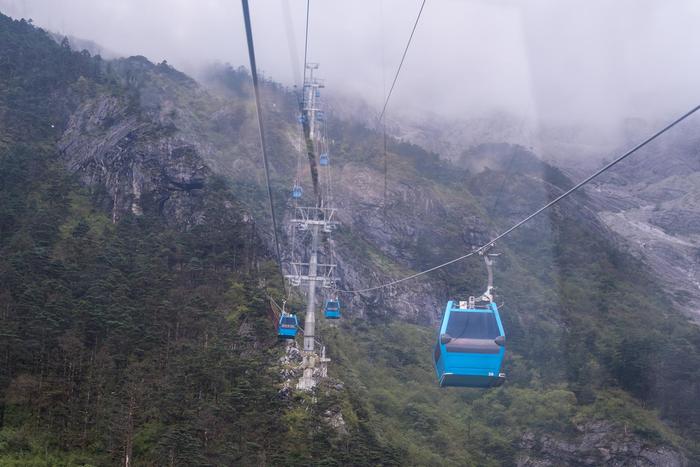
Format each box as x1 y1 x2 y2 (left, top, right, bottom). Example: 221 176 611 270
3 0 700 128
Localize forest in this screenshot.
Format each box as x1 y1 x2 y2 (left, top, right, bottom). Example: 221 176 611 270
1 12 699 466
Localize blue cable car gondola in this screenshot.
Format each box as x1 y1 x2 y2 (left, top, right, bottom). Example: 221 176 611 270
324 299 341 319
319 153 329 166
433 300 506 388
278 313 298 339
316 111 325 122
292 185 303 199
298 114 307 124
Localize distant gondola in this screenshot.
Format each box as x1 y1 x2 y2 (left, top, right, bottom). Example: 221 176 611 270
433 300 506 388
319 153 329 166
292 185 303 199
324 298 341 319
278 313 298 339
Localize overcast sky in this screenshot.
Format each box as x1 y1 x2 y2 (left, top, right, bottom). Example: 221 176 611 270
3 0 700 127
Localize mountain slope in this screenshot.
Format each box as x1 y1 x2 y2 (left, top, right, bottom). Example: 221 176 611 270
587 124 700 323
0 14 399 465
1 12 699 465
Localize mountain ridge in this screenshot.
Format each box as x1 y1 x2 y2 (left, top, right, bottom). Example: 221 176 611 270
1 12 698 465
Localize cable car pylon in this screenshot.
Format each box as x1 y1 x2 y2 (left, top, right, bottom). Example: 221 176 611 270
285 63 339 390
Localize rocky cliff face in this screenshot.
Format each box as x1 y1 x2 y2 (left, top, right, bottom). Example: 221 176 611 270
518 421 687 467
55 58 486 325
55 57 276 231
59 94 211 224
587 125 700 322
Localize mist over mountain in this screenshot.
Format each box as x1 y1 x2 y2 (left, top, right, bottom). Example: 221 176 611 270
3 0 700 128
1 6 699 466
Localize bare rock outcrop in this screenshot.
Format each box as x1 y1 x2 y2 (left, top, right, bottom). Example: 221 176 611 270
518 421 687 467
59 95 210 225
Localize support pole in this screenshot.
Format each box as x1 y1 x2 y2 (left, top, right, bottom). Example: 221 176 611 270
478 245 498 303
297 223 320 390
304 224 320 352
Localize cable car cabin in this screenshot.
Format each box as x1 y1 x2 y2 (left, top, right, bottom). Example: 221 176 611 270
324 299 341 319
292 185 303 199
316 111 325 122
298 114 307 124
433 300 506 388
278 313 298 339
319 153 329 166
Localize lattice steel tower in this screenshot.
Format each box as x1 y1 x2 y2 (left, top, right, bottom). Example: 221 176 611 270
286 63 338 390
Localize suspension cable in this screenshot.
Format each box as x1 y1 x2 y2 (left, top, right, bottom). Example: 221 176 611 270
297 0 322 206
378 0 426 123
282 0 302 89
302 0 310 84
339 104 700 294
378 0 424 215
490 149 519 215
241 0 286 289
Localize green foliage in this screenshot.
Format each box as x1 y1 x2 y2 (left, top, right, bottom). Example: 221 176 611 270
0 21 401 464
320 106 700 461
0 13 108 149
2 10 700 465
327 319 691 465
0 140 291 464
0 16 399 465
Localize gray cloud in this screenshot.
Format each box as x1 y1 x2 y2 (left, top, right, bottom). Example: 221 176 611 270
3 0 700 127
